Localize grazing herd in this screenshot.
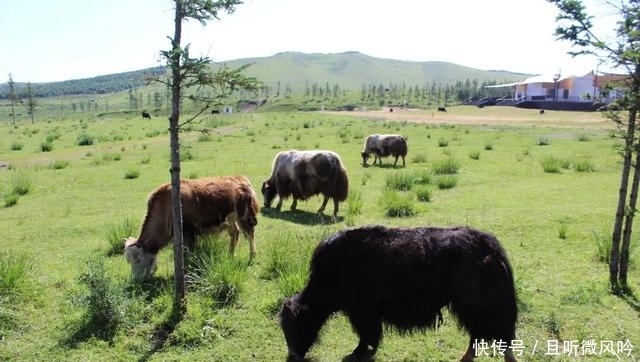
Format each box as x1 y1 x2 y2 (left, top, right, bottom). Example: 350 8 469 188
122 127 519 361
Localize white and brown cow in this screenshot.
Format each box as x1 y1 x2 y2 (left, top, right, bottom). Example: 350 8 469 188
124 176 259 281
361 134 408 166
261 150 349 217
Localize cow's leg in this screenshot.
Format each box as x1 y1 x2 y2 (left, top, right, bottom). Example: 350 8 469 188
332 198 339 218
393 156 399 166
402 156 405 166
247 231 256 260
227 222 240 257
275 197 284 211
317 195 329 214
290 198 298 210
348 311 382 359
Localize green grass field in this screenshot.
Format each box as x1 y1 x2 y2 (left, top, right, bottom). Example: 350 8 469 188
0 106 638 361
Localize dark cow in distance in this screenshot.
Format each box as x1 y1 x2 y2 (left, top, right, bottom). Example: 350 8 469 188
361 134 407 166
279 225 518 362
437 106 447 112
142 111 151 119
124 176 259 281
261 150 349 217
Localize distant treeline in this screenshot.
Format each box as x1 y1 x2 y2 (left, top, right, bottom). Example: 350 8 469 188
0 67 166 99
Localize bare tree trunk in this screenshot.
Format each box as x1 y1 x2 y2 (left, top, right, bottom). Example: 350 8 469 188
619 110 639 289
169 0 186 315
610 113 635 293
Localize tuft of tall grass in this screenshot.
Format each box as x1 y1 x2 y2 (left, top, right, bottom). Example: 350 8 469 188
186 235 249 307
541 156 563 173
592 231 611 264
385 172 414 191
574 159 596 172
380 190 417 217
437 138 449 147
412 169 431 185
431 158 460 175
411 153 427 164
10 142 23 151
347 189 363 216
9 167 32 196
0 250 33 296
414 185 432 202
436 175 458 189
469 150 481 160
105 218 137 256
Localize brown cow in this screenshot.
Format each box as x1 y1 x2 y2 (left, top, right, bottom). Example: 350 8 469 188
261 150 349 217
124 176 259 281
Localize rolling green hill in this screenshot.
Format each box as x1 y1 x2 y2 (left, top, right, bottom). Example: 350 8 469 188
1 51 528 98
221 51 529 91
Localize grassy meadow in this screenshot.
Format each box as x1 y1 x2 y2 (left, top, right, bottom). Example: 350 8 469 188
0 106 638 361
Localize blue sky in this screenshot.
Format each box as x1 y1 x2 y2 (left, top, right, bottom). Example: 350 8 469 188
0 0 618 83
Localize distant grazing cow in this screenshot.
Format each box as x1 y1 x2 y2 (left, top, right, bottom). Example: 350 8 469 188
211 109 220 114
124 176 259 281
437 106 447 112
142 111 151 119
279 225 518 362
261 150 349 217
361 134 407 166
539 109 545 114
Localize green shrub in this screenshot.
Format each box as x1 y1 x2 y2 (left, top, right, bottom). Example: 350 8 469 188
380 190 416 217
469 151 481 160
577 134 591 142
124 169 140 179
10 142 23 151
76 133 95 146
50 160 69 170
484 142 493 150
432 158 460 175
69 258 123 342
3 193 18 207
437 138 449 147
537 136 551 146
40 141 53 152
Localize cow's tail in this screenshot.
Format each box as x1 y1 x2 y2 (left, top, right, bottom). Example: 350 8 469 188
333 164 349 202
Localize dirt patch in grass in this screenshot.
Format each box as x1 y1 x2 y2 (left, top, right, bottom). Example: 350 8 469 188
328 106 612 129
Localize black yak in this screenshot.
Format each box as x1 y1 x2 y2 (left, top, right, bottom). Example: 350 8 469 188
142 111 151 119
438 106 447 112
261 150 349 217
278 225 518 362
361 134 408 166
124 176 259 281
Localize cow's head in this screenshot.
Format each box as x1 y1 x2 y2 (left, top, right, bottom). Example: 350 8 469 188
124 237 158 281
361 151 371 166
261 179 277 208
279 294 314 361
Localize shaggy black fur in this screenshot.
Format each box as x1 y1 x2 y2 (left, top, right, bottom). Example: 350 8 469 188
279 225 518 361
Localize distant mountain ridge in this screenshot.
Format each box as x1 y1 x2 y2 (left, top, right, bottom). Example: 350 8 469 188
1 51 530 98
